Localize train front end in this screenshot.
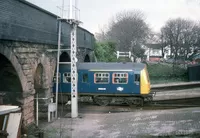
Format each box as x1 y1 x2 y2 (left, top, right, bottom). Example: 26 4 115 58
140 65 153 100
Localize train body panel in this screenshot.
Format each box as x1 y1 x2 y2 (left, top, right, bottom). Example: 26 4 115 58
53 62 152 101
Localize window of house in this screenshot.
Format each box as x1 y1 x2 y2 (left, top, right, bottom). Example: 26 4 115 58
134 74 140 83
94 73 109 84
63 72 71 83
82 73 88 83
112 73 128 84
53 73 61 83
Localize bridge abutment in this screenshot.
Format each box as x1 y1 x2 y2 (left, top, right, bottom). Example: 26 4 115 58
0 40 94 128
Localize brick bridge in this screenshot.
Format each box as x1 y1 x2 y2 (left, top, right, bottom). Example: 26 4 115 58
0 0 95 128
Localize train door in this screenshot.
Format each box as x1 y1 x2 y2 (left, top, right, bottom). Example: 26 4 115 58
133 71 140 94
80 71 90 93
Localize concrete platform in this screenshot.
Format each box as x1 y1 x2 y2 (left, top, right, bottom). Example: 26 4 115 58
40 107 200 138
151 81 200 88
153 88 200 101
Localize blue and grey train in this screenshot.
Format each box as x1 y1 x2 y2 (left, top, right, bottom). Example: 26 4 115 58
53 62 152 106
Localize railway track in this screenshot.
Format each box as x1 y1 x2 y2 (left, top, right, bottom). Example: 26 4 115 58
146 97 200 109
57 82 200 114
59 97 200 114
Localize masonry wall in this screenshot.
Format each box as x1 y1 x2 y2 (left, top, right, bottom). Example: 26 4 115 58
0 0 95 49
0 40 94 128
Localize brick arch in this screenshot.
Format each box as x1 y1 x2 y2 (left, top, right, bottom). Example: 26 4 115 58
0 46 28 92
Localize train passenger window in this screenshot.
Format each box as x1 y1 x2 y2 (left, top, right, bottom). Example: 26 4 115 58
94 73 109 84
82 73 88 83
53 73 61 83
112 73 128 84
63 72 71 83
134 74 140 83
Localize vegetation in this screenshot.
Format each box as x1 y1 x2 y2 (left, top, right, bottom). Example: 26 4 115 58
147 63 188 84
94 41 117 62
160 18 200 61
96 10 200 62
94 10 200 84
96 10 150 58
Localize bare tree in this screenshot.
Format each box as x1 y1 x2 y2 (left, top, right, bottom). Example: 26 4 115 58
161 18 199 61
106 10 150 58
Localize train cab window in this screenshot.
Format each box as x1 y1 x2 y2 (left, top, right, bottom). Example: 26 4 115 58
94 73 109 84
82 73 88 83
113 73 128 84
53 73 61 83
134 74 140 83
63 72 71 83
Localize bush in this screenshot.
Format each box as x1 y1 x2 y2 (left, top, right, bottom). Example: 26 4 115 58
147 63 188 84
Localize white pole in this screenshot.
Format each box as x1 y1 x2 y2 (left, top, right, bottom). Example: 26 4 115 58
56 20 62 119
69 0 73 19
61 0 64 18
71 24 78 118
75 0 78 20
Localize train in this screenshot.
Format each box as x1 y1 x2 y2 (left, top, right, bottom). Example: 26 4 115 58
53 62 153 106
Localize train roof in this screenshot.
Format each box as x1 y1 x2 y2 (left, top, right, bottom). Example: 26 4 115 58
77 62 146 71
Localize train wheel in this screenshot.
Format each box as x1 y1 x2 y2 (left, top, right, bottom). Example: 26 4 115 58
138 99 144 107
93 97 110 106
126 100 136 107
126 98 144 107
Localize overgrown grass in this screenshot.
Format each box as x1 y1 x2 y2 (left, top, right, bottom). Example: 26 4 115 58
146 63 188 84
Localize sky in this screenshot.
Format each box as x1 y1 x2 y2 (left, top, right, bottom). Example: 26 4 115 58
27 0 200 34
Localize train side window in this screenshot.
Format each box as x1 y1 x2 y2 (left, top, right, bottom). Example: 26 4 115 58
113 73 128 84
63 72 71 83
94 73 109 84
82 73 88 83
53 73 61 83
134 74 140 83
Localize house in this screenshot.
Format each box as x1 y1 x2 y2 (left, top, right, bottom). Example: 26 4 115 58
142 44 171 62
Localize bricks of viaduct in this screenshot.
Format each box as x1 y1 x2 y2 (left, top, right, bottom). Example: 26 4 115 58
0 40 94 126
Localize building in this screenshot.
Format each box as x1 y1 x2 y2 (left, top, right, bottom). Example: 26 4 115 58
142 44 171 62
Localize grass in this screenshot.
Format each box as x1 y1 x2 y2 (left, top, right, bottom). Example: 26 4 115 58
146 62 188 84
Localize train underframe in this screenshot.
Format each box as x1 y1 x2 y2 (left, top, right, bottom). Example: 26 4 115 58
55 92 155 106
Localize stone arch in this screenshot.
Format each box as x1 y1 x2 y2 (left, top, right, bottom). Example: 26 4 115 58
0 46 28 92
84 54 90 62
0 52 23 105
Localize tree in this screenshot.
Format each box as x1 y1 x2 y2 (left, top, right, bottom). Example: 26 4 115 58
94 41 117 62
161 18 199 61
105 10 150 58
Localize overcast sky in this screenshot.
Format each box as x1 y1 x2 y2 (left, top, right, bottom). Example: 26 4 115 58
27 0 200 34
